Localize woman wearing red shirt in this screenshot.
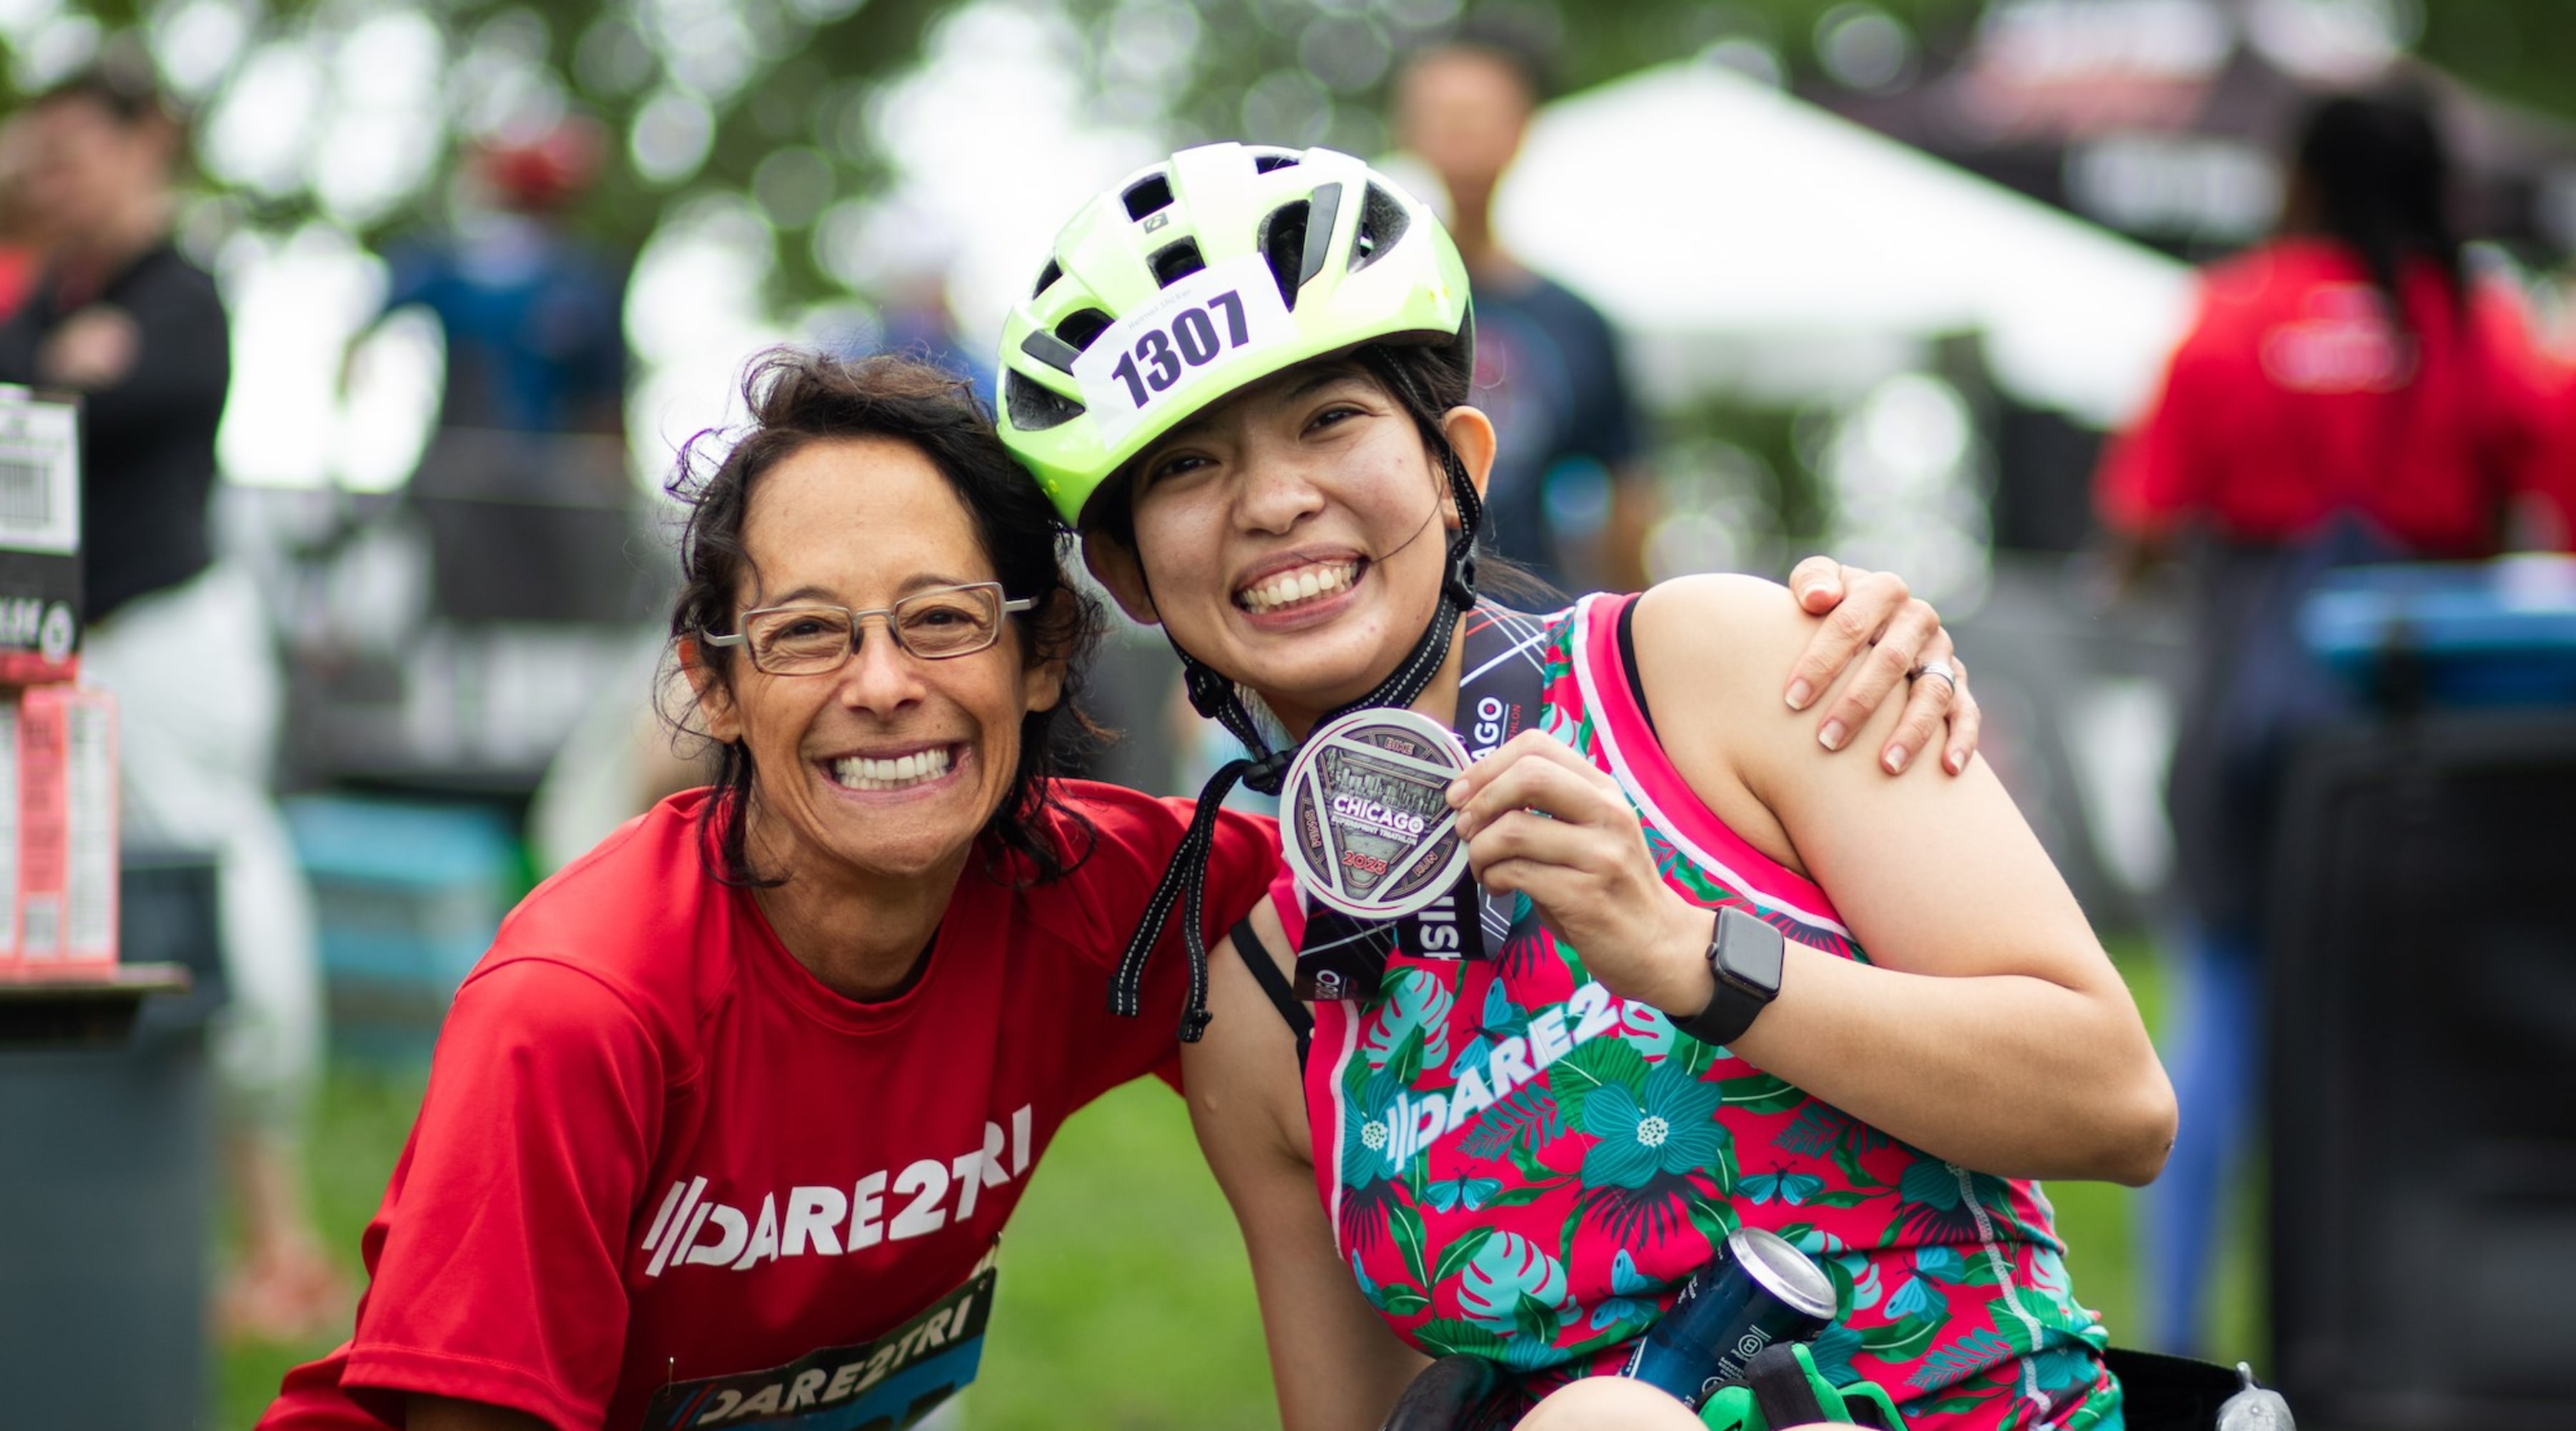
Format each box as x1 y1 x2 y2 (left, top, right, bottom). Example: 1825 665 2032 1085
2097 89 2559 1355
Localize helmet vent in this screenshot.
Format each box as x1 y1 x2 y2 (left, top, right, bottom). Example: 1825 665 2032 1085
1032 258 1062 298
1123 173 1174 222
1018 328 1082 373
1054 308 1113 352
1351 183 1410 272
1148 238 1206 288
1005 371 1085 431
1252 150 1302 174
1259 200 1309 310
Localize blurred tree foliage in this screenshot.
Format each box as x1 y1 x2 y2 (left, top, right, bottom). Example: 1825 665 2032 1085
16 0 960 302
11 0 2572 313
1066 0 2576 178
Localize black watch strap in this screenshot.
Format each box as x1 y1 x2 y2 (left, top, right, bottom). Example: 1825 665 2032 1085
1669 907 1785 1048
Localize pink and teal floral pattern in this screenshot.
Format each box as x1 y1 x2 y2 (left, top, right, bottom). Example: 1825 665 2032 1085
1291 597 2124 1431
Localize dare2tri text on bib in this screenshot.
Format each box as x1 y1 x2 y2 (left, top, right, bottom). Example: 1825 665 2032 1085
643 1260 997 1430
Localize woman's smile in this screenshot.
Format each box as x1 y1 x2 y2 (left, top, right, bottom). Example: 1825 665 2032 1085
1234 554 1364 615
817 740 969 796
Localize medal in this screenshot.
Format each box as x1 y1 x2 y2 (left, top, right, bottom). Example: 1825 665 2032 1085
1281 706 1473 922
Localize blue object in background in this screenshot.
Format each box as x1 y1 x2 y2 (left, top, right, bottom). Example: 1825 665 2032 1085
2301 555 2576 708
286 795 519 1065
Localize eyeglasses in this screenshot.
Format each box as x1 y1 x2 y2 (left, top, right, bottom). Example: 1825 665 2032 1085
701 582 1035 675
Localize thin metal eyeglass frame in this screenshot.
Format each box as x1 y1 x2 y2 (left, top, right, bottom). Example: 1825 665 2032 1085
700 582 1038 673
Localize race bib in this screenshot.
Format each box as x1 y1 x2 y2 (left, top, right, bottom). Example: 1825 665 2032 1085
642 1266 996 1430
1070 253 1297 446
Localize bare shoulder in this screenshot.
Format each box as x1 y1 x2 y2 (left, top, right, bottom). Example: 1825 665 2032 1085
1631 574 1816 669
1621 575 1822 870
1629 576 1823 753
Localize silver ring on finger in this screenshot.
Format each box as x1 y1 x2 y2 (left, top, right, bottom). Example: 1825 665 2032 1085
1908 658 1958 690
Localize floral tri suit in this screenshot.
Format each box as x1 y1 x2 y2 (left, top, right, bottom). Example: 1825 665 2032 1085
1272 595 2124 1430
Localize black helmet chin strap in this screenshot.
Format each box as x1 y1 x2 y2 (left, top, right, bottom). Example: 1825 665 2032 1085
1110 370 1483 1042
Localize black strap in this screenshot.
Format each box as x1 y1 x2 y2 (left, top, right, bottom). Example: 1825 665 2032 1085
1229 916 1312 1071
1615 592 1660 740
1746 1344 1830 1431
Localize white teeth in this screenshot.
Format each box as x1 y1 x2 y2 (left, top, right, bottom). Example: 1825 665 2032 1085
831 746 954 791
1241 562 1356 612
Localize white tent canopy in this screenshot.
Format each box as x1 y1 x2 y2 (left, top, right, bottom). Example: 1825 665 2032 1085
1496 62 2197 427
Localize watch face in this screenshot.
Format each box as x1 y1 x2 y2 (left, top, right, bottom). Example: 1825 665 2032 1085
1719 907 1785 995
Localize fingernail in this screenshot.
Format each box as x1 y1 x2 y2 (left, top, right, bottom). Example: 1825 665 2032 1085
1884 746 1908 774
1446 778 1466 802
1785 680 1814 711
1819 720 1847 751
1948 748 1967 772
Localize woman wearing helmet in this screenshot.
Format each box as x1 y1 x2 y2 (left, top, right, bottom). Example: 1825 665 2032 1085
998 145 2175 1431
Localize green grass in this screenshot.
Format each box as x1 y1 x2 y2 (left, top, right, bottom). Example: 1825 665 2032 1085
218 942 2255 1428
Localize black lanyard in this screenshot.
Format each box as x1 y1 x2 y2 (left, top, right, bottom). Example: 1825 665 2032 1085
1292 601 1555 1000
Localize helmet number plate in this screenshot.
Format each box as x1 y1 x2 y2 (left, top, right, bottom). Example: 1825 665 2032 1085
1072 253 1298 446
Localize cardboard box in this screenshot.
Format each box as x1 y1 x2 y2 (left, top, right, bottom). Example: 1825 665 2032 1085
0 385 82 687
12 685 115 967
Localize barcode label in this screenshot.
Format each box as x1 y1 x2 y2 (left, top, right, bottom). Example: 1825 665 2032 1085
0 389 78 554
0 456 50 525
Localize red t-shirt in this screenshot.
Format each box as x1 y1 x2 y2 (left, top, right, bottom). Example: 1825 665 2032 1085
261 782 1276 1431
2525 361 2576 549
2098 238 2560 557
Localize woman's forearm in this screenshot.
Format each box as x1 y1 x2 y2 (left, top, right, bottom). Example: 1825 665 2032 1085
1708 941 2175 1185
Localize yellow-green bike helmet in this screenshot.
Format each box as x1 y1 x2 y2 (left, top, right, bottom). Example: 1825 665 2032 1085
995 142 1473 527
1002 144 1485 1045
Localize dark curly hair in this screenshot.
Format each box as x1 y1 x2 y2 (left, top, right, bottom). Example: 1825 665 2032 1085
667 350 1105 887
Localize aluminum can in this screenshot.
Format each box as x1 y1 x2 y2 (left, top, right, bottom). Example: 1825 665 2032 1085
1621 1226 1840 1410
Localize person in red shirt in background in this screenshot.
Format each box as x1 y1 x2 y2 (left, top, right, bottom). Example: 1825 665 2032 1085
2097 87 2559 1356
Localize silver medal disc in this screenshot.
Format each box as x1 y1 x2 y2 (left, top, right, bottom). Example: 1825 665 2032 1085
1280 706 1473 922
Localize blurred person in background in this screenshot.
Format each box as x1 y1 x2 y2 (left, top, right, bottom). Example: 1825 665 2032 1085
868 267 992 394
1393 31 1654 595
368 119 640 640
0 58 335 1338
383 120 627 440
2097 86 2560 1355
827 212 995 395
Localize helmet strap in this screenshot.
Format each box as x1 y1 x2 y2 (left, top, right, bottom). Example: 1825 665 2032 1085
1111 414 1485 1042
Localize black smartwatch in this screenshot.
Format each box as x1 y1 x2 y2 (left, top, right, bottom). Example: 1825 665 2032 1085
1669 907 1784 1047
